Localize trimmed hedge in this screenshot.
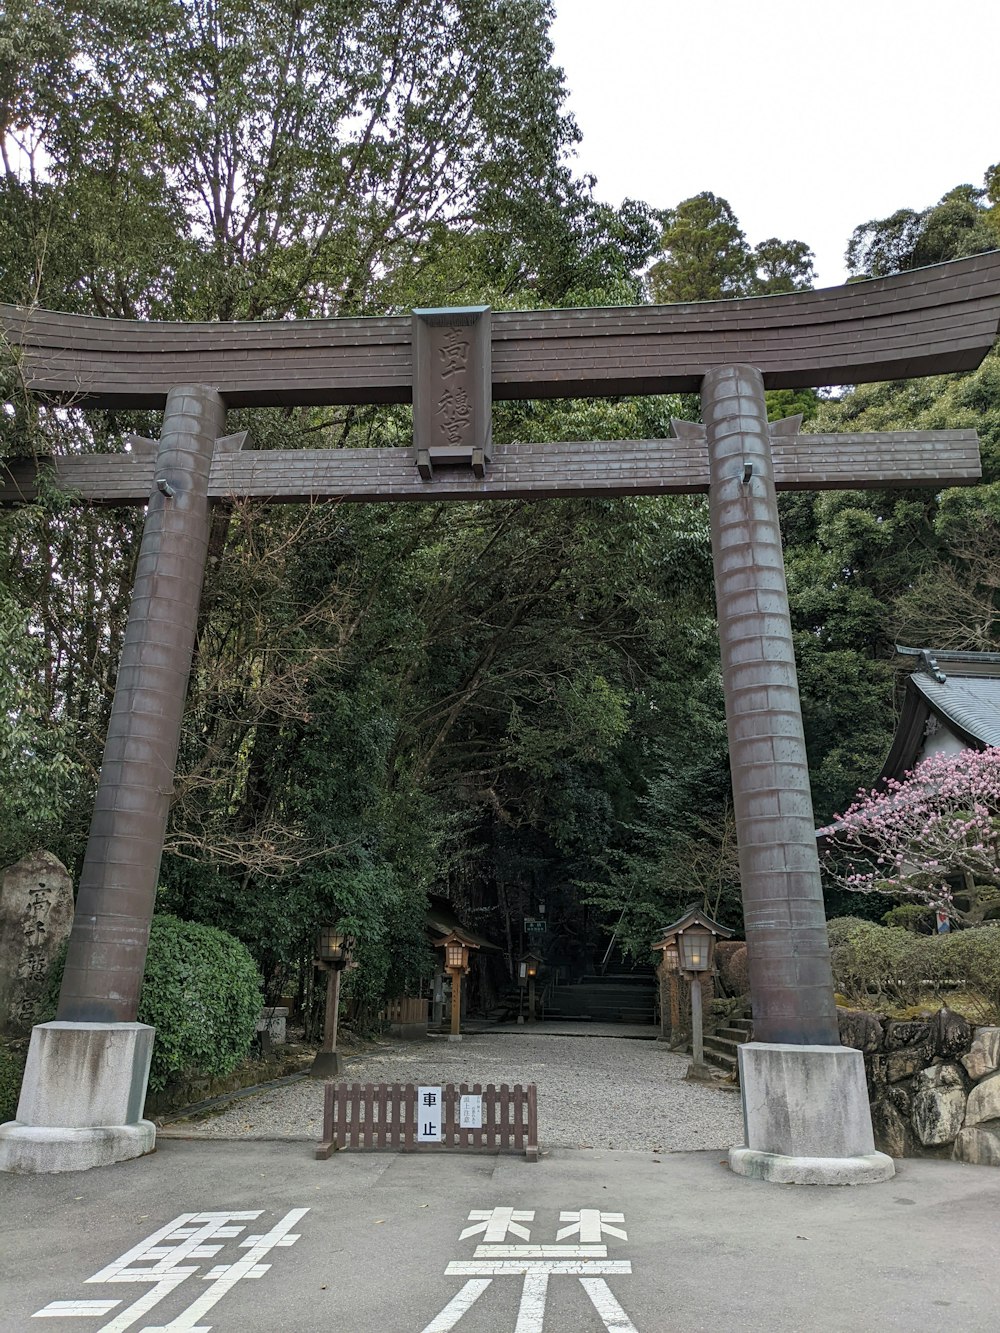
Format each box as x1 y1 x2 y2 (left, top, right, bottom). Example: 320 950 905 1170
827 916 1000 1022
716 941 749 997
942 928 1000 1021
45 914 262 1092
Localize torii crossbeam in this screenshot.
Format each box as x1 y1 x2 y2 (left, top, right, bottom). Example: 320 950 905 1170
2 252 1000 1179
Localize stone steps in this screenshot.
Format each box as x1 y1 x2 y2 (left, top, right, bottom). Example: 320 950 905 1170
702 1018 753 1075
548 971 656 1026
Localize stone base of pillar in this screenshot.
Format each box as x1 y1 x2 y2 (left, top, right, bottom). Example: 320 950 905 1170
728 1042 895 1185
0 1021 156 1174
0 1122 156 1174
309 1050 344 1078
447 1034 463 1043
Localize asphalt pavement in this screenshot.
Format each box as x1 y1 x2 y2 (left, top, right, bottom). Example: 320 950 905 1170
2 1139 999 1332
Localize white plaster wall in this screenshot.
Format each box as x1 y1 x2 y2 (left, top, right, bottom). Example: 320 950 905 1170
917 721 968 765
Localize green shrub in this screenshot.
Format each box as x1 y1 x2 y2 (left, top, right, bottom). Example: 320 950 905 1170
825 916 873 950
0 1043 26 1122
827 918 940 1008
881 904 935 934
718 943 749 997
940 926 1000 1022
45 914 262 1092
827 917 1000 1021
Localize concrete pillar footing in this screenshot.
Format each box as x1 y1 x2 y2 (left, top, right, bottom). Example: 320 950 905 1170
730 1041 894 1185
0 1121 156 1174
0 1021 156 1174
729 1146 895 1185
309 1050 344 1078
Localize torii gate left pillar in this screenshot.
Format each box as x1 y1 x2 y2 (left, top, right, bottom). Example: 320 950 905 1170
0 386 228 1173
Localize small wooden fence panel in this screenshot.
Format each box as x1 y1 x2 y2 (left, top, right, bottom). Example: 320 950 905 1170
317 1082 538 1161
382 996 428 1025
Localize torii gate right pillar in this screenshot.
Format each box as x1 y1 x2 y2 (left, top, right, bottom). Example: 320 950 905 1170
701 365 894 1184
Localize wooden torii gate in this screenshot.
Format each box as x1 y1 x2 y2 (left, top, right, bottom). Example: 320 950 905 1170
2 252 999 1179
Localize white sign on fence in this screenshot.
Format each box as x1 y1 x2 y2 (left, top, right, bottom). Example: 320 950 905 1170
459 1095 483 1129
418 1086 443 1142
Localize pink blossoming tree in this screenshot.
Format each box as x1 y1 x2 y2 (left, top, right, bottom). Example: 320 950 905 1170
821 747 1000 926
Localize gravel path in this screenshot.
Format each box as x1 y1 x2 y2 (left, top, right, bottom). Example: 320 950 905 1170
162 1032 744 1152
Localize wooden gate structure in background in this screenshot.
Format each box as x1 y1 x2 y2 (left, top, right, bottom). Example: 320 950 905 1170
2 251 1000 1176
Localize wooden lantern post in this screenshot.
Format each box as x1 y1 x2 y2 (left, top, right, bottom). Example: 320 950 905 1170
655 907 732 1078
310 926 353 1078
520 951 543 1024
436 932 479 1043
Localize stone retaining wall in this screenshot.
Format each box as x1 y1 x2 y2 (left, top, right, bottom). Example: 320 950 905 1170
144 1048 313 1118
838 1006 1000 1165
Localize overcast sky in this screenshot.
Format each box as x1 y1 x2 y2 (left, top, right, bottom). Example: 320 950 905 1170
550 0 999 288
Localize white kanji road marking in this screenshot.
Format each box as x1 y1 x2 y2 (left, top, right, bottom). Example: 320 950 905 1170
460 1208 534 1243
420 1280 493 1333
473 1246 607 1259
142 1208 309 1332
446 1260 630 1277
425 1208 640 1331
514 1272 547 1333
556 1210 627 1243
580 1278 639 1333
31 1209 308 1333
33 1302 122 1318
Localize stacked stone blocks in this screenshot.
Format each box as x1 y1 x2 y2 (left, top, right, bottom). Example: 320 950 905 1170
839 1007 1000 1165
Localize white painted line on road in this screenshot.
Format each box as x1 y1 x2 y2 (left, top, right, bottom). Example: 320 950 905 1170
426 1206 641 1329
87 1213 262 1284
420 1279 493 1332
141 1207 310 1332
581 1277 640 1332
446 1260 632 1276
87 1277 191 1332
460 1208 534 1242
514 1271 548 1333
33 1301 122 1318
474 1245 607 1258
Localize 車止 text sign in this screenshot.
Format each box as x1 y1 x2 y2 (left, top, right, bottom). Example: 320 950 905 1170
418 1086 443 1142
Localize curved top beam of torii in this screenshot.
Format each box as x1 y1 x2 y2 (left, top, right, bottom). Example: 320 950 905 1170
3 251 1000 409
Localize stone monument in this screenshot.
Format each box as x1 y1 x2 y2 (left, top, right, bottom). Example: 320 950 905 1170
0 851 74 1037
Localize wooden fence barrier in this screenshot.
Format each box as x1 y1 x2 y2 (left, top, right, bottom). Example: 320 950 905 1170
382 996 428 1025
316 1082 538 1161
